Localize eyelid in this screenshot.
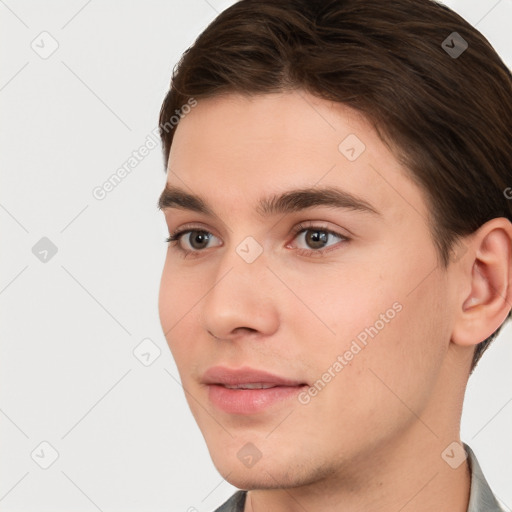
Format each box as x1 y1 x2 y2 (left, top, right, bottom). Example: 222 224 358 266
166 224 222 247
167 222 220 240
288 221 351 244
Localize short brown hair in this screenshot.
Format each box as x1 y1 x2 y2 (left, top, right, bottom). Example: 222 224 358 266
159 0 512 372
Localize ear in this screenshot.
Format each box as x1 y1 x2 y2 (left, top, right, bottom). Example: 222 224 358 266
451 218 512 347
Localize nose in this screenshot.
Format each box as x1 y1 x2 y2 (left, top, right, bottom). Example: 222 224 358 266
200 242 280 342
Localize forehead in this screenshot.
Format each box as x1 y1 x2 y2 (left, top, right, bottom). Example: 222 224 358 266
166 91 427 222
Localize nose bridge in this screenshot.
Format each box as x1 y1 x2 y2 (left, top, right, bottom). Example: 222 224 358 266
215 233 268 291
208 236 268 309
200 235 278 338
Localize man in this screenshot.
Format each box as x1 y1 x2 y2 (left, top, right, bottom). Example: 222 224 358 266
156 0 512 510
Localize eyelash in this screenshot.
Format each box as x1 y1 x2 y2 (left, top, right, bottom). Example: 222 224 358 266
165 223 349 259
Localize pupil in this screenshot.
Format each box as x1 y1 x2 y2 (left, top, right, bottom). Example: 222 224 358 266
190 231 210 249
306 230 327 249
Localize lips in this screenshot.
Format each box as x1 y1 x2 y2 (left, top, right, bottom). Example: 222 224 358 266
202 366 308 414
201 366 307 387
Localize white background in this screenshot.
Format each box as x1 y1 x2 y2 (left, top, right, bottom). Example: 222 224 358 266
1 1 511 510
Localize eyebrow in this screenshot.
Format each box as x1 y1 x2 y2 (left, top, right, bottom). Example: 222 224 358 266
157 184 380 217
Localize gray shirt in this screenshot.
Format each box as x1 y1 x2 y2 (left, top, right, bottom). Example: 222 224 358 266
212 444 505 512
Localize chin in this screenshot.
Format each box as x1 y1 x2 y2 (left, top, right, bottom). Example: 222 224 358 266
216 465 301 491
222 472 281 490
210 448 321 491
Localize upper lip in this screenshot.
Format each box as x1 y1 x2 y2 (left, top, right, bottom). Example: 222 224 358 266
202 366 307 387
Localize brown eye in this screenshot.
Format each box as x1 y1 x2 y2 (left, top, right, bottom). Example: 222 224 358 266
289 225 348 255
304 230 329 249
296 228 343 250
187 231 212 250
166 229 222 253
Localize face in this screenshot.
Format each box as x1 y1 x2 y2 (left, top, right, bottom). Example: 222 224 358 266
158 91 458 489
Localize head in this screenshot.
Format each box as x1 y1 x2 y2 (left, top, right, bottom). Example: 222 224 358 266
157 0 512 490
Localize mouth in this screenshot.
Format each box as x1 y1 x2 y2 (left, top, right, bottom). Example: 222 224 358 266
202 366 308 414
221 383 285 390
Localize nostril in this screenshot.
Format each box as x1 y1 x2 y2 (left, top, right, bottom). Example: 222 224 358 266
233 326 258 335
208 327 257 340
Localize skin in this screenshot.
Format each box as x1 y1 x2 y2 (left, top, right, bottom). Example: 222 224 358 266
158 90 512 512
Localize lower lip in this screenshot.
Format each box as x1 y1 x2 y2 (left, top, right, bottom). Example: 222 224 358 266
207 384 307 414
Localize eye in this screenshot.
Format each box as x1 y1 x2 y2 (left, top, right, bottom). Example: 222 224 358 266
289 224 348 255
166 228 222 255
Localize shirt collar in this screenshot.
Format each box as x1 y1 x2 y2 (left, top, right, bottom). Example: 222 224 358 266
464 443 505 512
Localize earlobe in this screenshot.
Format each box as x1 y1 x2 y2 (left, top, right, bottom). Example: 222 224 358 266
451 218 512 348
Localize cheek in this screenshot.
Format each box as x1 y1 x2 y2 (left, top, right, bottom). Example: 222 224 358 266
325 270 449 429
279 260 396 353
287 248 449 406
158 260 176 336
158 259 200 358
